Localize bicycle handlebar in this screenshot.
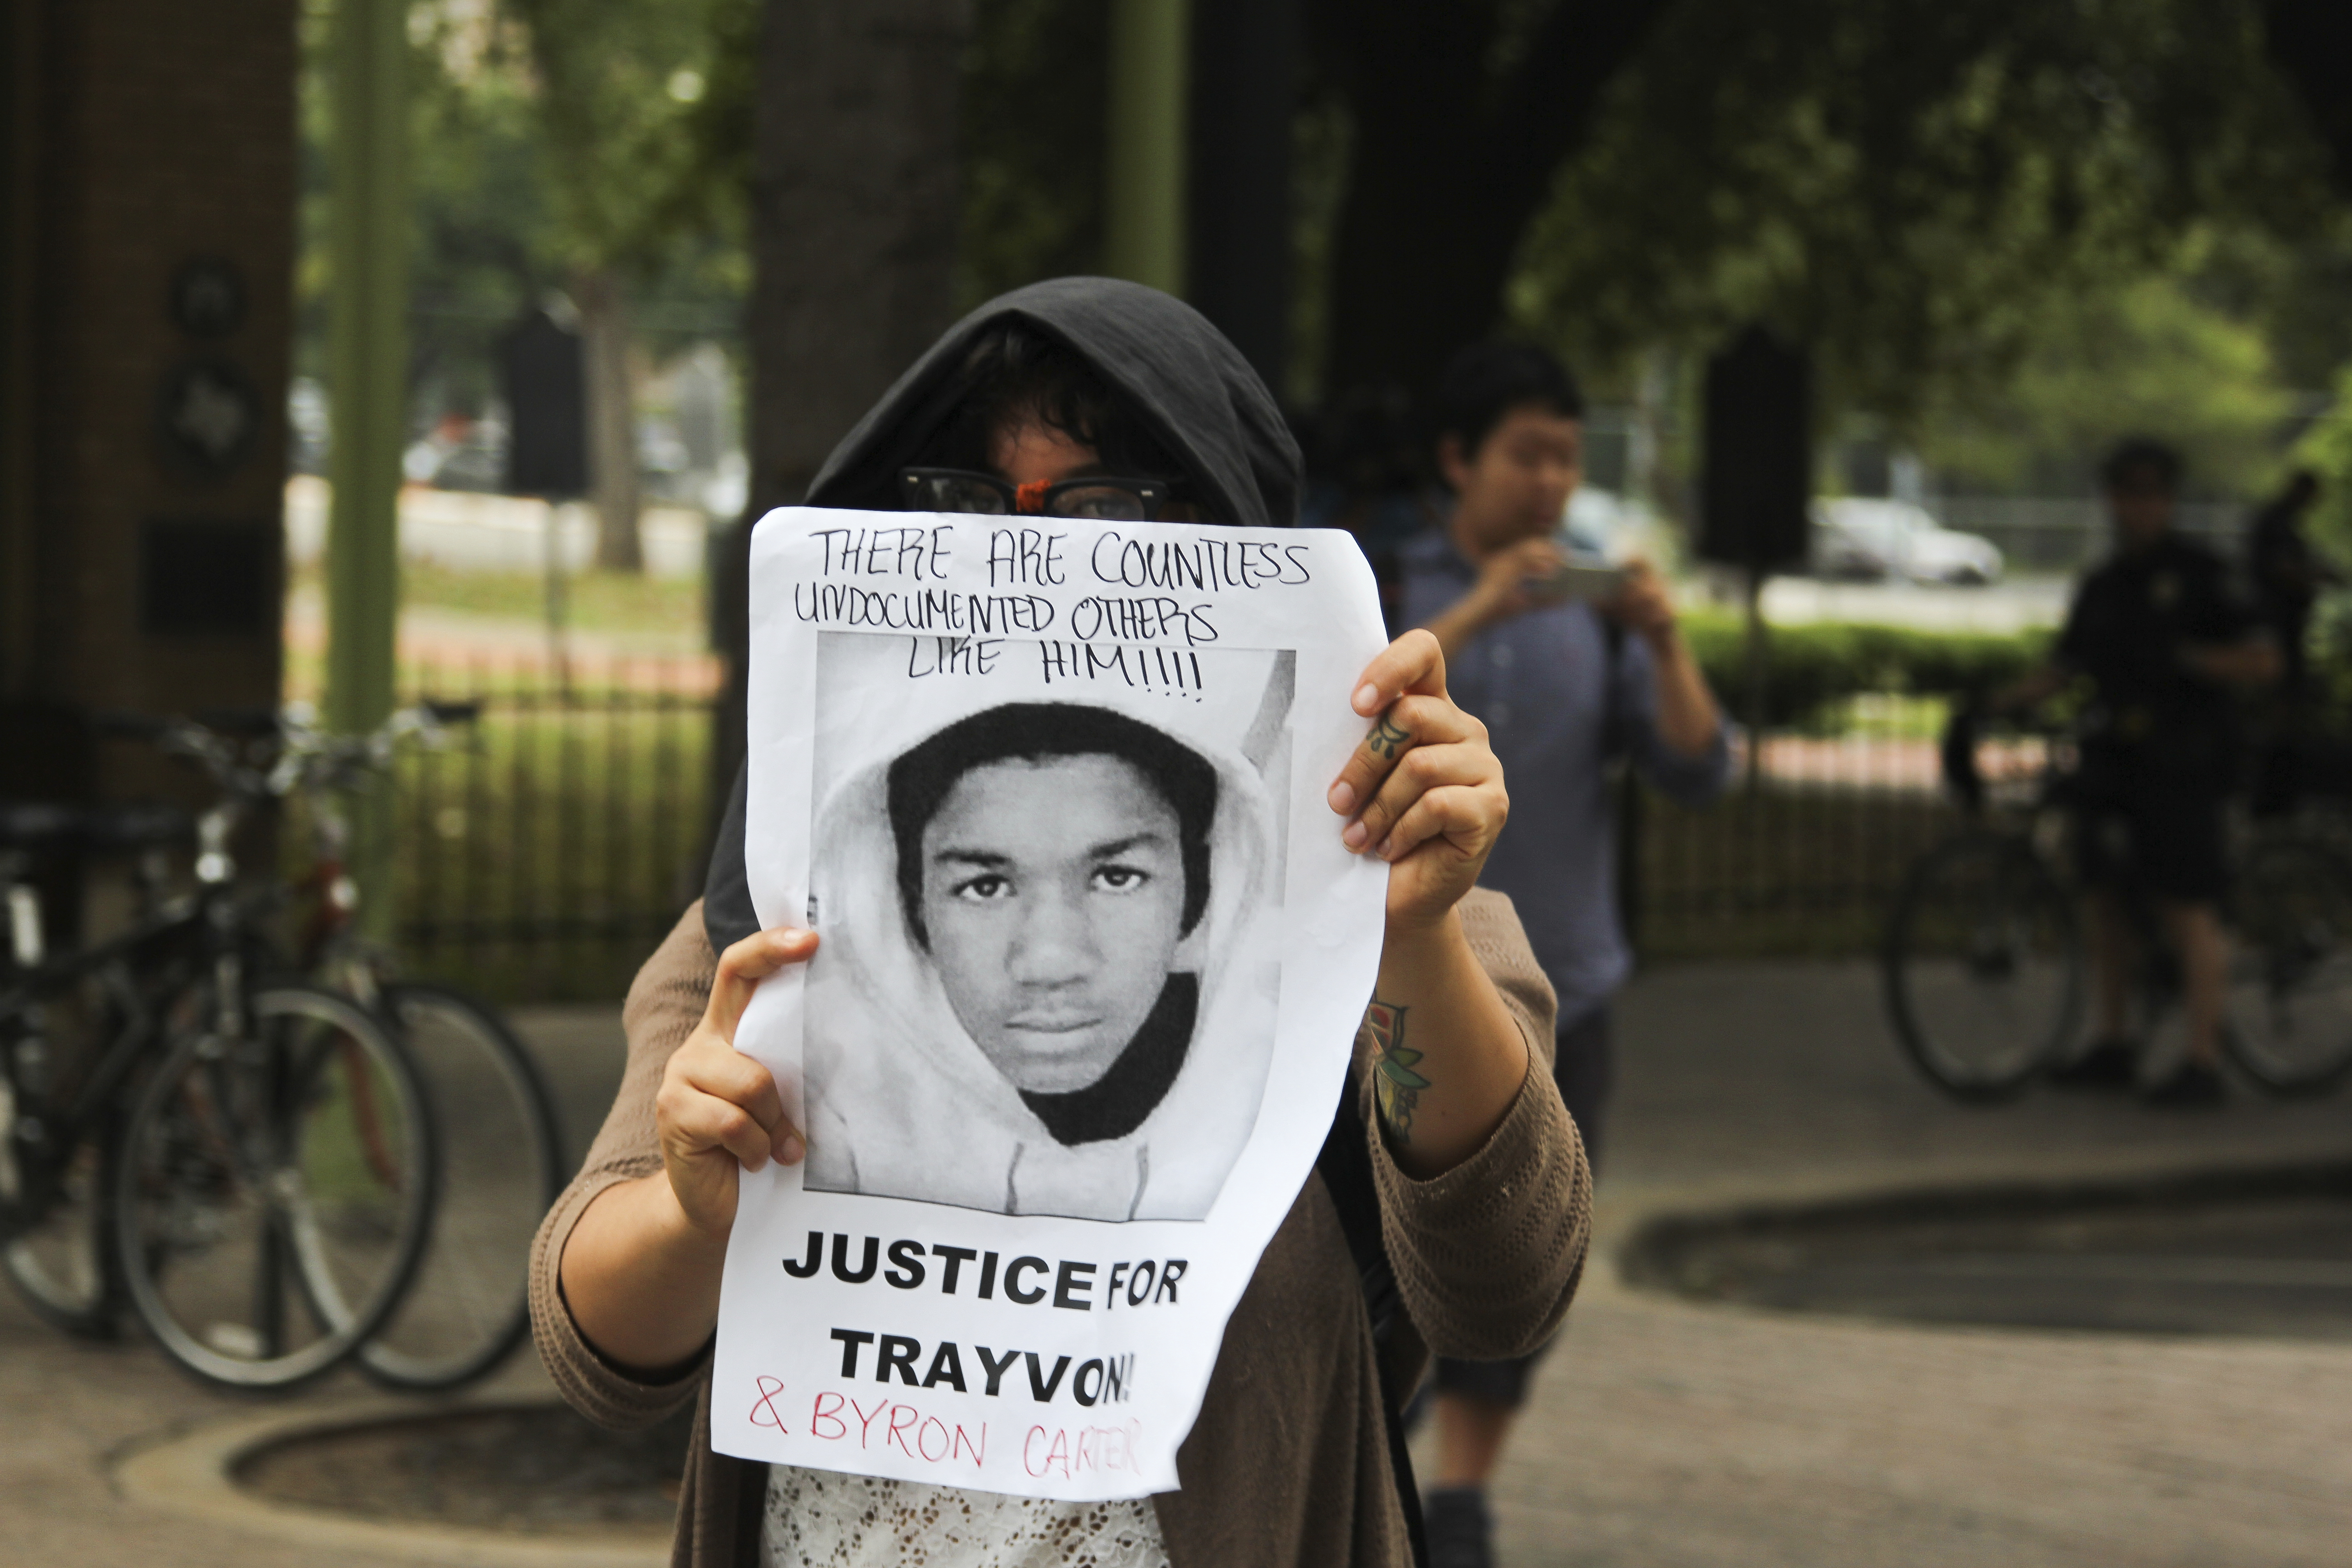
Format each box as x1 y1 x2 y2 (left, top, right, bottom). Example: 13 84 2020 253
267 701 478 796
99 701 478 803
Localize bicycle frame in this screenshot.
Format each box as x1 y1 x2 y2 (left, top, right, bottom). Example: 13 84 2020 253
0 723 281 1244
3 701 475 1239
0 877 260 1241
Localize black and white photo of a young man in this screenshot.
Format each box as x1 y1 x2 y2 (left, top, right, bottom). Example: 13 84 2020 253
799 636 1289 1221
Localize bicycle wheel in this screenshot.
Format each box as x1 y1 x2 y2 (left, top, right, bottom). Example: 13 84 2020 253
1884 831 2083 1100
114 984 437 1390
4 1127 120 1338
3 977 129 1337
2225 838 2352 1095
343 983 564 1391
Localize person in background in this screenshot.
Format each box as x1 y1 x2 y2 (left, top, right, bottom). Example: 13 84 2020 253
1995 438 2279 1106
1399 341 1732 1568
2244 469 2336 813
2246 469 2331 699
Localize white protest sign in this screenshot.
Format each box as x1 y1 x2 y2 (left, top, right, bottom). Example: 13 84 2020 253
712 507 1389 1500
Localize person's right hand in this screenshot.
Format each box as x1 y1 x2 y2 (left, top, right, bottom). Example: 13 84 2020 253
1466 535 1566 627
654 926 817 1238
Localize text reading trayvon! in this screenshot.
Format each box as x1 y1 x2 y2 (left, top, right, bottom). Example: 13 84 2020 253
783 1232 1181 1406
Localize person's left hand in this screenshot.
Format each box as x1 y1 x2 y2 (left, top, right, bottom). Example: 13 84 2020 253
1598 558 1677 646
1326 630 1509 934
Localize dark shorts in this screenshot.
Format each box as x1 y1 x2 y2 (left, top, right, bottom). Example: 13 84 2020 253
2073 778 2229 905
1429 1004 1611 1411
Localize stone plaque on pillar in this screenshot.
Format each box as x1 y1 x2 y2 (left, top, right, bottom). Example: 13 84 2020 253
1698 325 1813 574
140 517 276 636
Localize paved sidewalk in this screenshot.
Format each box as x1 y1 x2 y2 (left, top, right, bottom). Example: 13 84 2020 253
1455 959 2352 1568
4 967 2347 1566
0 1009 633 1568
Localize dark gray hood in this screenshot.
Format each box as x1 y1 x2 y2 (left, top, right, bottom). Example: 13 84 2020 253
705 277 1300 950
800 275 1299 528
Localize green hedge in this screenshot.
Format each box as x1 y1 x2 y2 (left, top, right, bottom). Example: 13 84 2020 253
1679 612 2051 728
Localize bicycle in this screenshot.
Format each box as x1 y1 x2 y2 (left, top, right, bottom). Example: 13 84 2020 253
267 701 566 1392
0 717 437 1390
1882 707 2352 1101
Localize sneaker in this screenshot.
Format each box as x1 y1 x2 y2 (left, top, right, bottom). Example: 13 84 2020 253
2049 1038 2137 1089
1424 1485 1494 1568
2144 1059 2227 1108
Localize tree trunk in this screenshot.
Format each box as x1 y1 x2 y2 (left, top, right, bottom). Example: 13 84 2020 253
1188 0 1302 393
708 0 972 840
1313 0 1670 400
745 0 970 515
1320 57 1500 401
575 266 643 573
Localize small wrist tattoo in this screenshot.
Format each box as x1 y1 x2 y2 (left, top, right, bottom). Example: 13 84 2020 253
1368 716 1411 760
1367 999 1427 1142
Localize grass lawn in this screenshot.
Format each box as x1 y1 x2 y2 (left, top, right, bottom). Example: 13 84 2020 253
285 557 706 639
394 559 708 640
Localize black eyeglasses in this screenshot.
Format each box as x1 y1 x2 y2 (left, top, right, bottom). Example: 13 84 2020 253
899 467 1172 522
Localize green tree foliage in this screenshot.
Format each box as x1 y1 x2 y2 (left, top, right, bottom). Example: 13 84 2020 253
297 0 750 415
1508 0 2334 422
297 1 553 408
945 0 2345 465
1915 266 2293 496
498 0 738 277
2193 214 2352 394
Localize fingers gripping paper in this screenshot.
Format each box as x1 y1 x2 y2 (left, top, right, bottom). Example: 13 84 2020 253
714 509 1391 1499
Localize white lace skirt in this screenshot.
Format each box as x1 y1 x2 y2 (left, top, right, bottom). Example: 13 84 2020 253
762 1464 1169 1568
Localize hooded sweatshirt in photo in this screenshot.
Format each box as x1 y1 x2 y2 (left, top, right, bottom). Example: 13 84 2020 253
796 634 1294 1222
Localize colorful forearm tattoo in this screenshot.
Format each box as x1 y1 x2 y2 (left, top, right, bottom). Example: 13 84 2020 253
1367 999 1427 1142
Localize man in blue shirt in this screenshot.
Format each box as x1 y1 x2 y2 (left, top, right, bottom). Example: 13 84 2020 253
1401 343 1731 1568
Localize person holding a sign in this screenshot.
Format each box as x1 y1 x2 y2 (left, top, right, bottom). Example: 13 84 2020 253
532 279 1592 1567
1401 340 1730 1567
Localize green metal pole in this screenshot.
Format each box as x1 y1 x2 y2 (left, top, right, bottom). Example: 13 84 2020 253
325 0 406 940
1105 0 1189 295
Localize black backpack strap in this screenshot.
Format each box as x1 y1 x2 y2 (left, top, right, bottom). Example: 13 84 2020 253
1316 1086 1429 1568
1598 613 1630 765
1599 617 1644 949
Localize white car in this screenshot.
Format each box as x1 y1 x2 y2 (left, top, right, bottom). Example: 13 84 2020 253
1812 498 2004 585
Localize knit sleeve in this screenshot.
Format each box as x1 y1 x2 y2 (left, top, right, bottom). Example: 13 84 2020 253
1363 888 1592 1360
528 901 722 1429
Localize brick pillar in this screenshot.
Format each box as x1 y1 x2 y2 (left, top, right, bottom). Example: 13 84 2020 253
1 0 296 800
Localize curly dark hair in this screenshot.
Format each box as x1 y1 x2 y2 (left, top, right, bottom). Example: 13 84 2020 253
1434 340 1585 465
918 320 1186 486
885 703 1217 950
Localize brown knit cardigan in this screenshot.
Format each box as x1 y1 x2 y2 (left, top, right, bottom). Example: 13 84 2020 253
529 891 1589 1568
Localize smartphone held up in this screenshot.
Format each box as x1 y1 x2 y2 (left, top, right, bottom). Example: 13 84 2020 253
1523 544 1625 606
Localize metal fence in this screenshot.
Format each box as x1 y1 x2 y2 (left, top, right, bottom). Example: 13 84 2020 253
367 653 1973 999
1629 733 1963 961
1927 495 2245 573
386 652 720 1001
